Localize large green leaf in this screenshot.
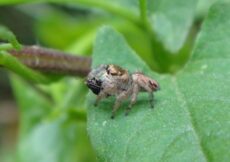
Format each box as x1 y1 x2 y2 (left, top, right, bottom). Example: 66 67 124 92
87 2 230 161
195 0 230 18
196 0 218 17
147 0 198 53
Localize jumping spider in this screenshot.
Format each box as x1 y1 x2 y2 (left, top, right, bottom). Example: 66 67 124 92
86 64 160 119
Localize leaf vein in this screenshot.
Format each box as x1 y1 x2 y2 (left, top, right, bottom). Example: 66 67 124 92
159 130 193 162
172 77 209 162
122 111 151 161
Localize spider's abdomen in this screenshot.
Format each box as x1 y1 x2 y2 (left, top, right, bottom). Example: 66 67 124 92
132 72 159 92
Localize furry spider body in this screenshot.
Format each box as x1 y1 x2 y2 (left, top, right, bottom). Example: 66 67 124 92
86 64 160 119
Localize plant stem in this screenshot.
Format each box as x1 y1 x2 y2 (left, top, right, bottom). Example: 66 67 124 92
68 108 87 122
9 45 92 77
139 0 148 25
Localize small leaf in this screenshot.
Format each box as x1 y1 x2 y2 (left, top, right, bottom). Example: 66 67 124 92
87 2 230 161
0 25 21 50
0 51 51 84
147 0 198 53
0 26 54 83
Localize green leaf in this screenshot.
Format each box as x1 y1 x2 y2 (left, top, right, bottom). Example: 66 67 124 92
0 25 21 50
18 118 96 162
76 0 139 20
0 0 30 5
196 0 218 17
0 0 139 23
0 25 54 83
87 2 230 161
34 11 101 51
11 75 52 135
147 0 198 53
11 76 96 162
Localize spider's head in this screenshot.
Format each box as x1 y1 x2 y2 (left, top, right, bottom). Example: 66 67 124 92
86 64 107 95
86 77 102 95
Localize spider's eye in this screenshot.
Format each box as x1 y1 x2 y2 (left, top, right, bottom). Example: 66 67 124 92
106 69 110 74
96 79 102 86
86 78 103 95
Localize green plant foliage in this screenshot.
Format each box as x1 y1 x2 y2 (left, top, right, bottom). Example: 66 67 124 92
11 76 96 162
1 0 198 54
0 23 95 162
87 3 230 161
11 76 52 135
0 25 21 50
147 0 198 53
1 1 230 162
0 25 53 83
0 52 52 83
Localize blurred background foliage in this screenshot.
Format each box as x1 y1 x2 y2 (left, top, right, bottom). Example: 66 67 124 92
0 0 220 161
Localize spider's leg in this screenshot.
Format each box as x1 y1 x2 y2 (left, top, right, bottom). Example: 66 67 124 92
149 92 154 108
94 92 107 107
125 84 139 116
111 91 128 119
